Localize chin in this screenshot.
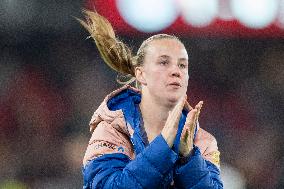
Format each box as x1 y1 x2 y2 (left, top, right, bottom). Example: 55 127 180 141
155 90 185 107
166 95 181 106
167 90 186 104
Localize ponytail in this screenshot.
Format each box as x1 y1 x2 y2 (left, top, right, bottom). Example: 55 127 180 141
77 10 183 88
77 10 135 77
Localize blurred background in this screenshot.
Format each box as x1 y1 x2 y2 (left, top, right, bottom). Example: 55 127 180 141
0 0 283 188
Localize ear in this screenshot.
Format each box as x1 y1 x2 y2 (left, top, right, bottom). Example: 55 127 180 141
135 67 147 85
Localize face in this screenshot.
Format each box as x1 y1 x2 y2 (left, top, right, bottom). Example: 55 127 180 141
137 39 189 106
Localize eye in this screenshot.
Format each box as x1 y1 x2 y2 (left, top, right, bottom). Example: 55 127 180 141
178 63 187 69
159 60 168 66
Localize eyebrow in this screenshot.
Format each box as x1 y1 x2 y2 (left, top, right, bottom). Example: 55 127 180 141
158 55 170 59
179 58 188 61
159 55 188 62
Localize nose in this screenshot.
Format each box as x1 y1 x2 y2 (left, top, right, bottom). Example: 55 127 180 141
170 65 181 78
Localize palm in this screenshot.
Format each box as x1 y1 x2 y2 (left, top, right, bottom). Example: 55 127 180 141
179 101 203 157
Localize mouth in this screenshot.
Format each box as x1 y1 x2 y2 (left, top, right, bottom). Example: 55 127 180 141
168 82 181 87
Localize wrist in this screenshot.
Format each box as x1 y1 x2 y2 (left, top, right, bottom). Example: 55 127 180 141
178 148 194 165
161 128 178 148
179 146 193 157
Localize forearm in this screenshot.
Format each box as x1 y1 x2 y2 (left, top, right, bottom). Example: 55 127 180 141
174 146 223 189
83 135 178 189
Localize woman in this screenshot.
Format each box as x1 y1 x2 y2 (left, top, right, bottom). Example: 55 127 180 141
78 10 223 189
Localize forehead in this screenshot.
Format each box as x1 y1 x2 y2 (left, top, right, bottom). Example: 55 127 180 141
145 39 188 59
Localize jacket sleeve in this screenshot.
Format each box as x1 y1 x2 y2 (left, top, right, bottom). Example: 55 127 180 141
173 137 223 189
82 121 178 189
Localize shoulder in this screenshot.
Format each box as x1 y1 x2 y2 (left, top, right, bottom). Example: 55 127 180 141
83 85 140 166
194 128 218 153
89 85 139 132
83 120 135 166
194 128 220 168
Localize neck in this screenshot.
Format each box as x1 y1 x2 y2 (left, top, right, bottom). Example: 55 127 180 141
139 90 173 140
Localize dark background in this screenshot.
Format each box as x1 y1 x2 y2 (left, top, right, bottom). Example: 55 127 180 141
0 1 283 188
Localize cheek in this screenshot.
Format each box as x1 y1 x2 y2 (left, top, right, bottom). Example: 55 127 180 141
149 75 164 88
183 72 189 83
146 68 165 83
182 74 189 92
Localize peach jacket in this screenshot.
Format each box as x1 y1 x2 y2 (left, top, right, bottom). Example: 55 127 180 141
83 85 220 168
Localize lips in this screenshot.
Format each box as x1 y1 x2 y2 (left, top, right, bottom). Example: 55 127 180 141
168 82 181 87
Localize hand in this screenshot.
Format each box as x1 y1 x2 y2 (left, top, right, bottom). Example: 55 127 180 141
161 96 187 148
179 101 203 157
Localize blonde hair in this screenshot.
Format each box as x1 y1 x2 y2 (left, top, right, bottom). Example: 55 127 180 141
77 10 182 88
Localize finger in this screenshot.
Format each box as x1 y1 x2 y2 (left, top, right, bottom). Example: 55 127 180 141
180 125 189 140
180 125 194 152
169 95 186 120
190 101 203 138
164 95 186 131
194 101 203 122
185 109 198 126
195 100 203 107
189 118 197 141
184 109 198 139
195 101 203 114
181 109 196 140
194 101 203 109
184 95 194 110
175 95 187 113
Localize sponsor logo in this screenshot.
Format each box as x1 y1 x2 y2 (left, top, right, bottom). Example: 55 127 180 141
211 151 220 166
94 142 116 150
117 146 124 152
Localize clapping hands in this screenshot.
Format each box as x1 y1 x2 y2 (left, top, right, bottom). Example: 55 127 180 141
161 96 203 157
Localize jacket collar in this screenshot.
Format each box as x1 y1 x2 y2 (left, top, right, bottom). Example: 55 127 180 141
89 85 140 132
89 85 199 154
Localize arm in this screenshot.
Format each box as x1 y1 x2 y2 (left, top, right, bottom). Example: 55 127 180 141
174 139 223 189
174 101 223 188
83 121 178 189
83 96 187 189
